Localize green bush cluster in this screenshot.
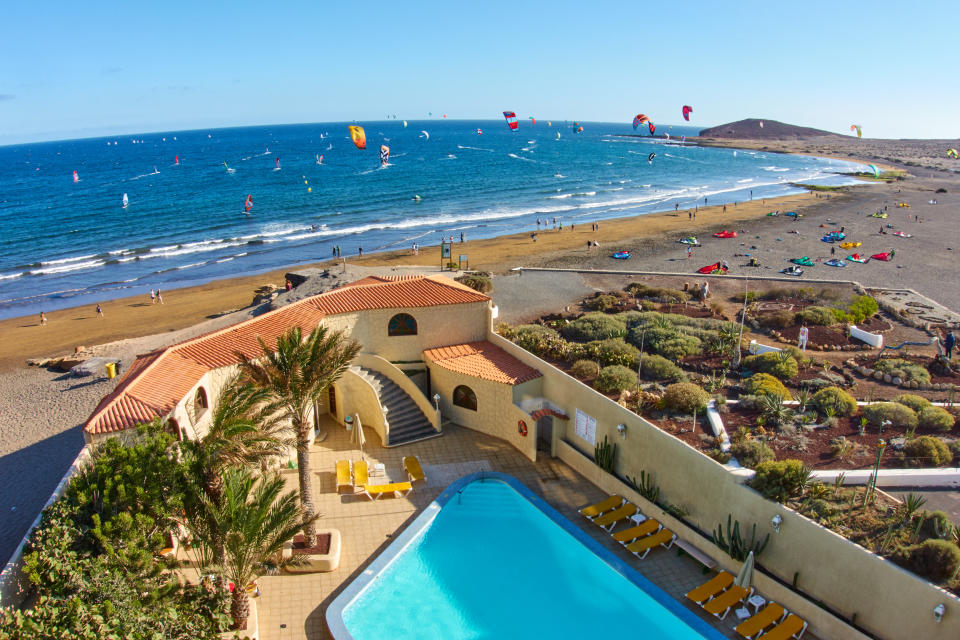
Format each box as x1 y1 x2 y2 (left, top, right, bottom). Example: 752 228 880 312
899 539 960 583
810 386 858 417
750 459 811 503
561 313 627 342
569 359 600 380
623 282 689 302
919 406 955 432
903 436 952 467
594 365 639 394
631 325 703 360
584 293 620 311
894 394 932 414
731 440 775 469
743 373 792 401
845 295 879 323
585 338 642 368
795 306 841 326
950 440 960 465
454 273 493 293
742 351 799 380
873 358 931 385
640 353 686 382
757 310 795 329
662 382 710 414
863 402 918 430
512 324 571 360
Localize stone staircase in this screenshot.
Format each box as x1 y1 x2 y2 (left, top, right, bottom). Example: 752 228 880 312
353 367 440 446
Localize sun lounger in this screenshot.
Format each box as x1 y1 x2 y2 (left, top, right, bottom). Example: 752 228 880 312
625 528 676 559
685 571 735 605
758 614 808 640
362 482 414 500
592 503 638 532
353 460 368 488
612 519 658 545
336 460 352 493
735 602 786 639
403 456 426 484
702 584 752 620
579 495 623 520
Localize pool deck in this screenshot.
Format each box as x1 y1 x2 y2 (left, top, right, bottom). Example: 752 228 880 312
253 418 818 640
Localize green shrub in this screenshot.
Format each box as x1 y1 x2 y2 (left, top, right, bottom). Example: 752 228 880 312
863 402 918 430
742 373 793 401
873 358 931 385
894 394 932 414
561 313 627 342
594 365 638 394
757 310 795 329
731 440 775 469
640 354 686 382
569 359 600 380
950 440 960 465
513 324 571 360
846 295 879 323
584 293 619 311
750 459 811 503
587 338 641 368
624 282 689 302
630 325 702 360
899 539 960 582
919 406 955 432
662 382 710 414
454 273 493 293
903 436 952 467
920 510 955 540
742 351 799 380
810 386 858 417
795 306 839 326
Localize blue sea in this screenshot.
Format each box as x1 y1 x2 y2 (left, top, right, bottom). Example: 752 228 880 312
0 120 865 319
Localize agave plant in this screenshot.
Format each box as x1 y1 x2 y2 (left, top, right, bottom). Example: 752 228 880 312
759 393 793 427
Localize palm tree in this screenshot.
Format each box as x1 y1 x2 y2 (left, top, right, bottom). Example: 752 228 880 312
238 325 360 547
199 468 306 631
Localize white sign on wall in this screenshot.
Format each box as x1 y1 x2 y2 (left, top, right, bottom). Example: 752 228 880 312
574 409 597 445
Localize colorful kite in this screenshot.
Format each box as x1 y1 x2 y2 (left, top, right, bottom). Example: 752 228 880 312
682 105 693 121
633 114 651 130
380 145 390 166
947 148 958 159
349 125 366 150
850 124 862 138
503 111 519 130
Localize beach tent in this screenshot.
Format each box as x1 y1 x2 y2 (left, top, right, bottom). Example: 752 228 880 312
781 265 804 276
790 257 814 266
871 251 894 261
697 262 727 274
846 254 868 263
713 230 737 239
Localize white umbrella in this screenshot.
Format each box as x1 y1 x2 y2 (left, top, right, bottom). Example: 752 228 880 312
735 550 755 589
351 413 366 459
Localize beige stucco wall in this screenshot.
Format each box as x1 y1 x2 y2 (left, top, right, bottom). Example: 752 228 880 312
336 369 387 447
487 331 960 640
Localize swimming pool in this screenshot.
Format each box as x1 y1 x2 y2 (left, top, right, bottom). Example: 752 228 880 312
327 472 724 639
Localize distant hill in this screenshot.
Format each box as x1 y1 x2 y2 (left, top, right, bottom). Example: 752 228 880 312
698 119 844 140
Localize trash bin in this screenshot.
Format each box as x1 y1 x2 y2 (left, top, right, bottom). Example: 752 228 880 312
105 362 116 379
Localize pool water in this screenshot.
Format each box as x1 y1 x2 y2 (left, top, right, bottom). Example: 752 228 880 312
335 474 722 639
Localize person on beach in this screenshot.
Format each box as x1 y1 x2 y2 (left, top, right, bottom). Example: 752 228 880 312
531 233 538 242
675 203 679 211
798 325 809 352
558 221 563 231
945 330 956 359
537 218 541 229
688 211 692 220
156 290 163 304
40 311 46 326
723 205 727 213
150 289 156 304
750 190 753 200
586 240 591 251
460 232 465 243
700 281 709 300
285 280 292 292
96 304 103 318
332 246 337 257
687 246 692 259
358 246 363 257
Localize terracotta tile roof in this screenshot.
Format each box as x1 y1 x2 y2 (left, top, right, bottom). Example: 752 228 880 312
530 407 569 421
84 276 490 436
423 341 542 386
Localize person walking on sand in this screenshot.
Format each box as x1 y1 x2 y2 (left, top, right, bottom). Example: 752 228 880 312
358 246 363 257
798 324 809 352
156 289 163 304
689 211 692 220
944 330 956 359
96 304 103 319
39 311 46 326
150 289 156 304
687 246 692 259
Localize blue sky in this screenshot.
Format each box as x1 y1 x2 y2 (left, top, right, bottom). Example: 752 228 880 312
2 0 958 144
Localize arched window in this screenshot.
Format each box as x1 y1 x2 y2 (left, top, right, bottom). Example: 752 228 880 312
453 385 477 411
194 387 208 421
388 313 418 336
166 418 184 441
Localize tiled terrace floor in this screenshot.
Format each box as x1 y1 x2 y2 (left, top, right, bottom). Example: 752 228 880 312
250 419 803 640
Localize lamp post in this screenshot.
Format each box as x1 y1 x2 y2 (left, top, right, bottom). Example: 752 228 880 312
433 393 441 428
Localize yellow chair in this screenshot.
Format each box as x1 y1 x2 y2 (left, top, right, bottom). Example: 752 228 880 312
353 460 369 488
625 528 676 559
703 584 752 620
579 495 623 520
735 602 786 639
685 571 735 605
335 460 352 493
592 503 638 532
403 456 426 484
612 519 659 545
758 614 808 640
363 482 414 500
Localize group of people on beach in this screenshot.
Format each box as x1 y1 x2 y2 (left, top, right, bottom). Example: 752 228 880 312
149 289 163 304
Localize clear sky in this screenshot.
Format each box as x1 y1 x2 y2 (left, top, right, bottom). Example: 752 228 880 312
2 0 958 144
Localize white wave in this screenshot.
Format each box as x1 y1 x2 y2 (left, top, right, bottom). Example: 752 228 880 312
527 140 535 144
176 261 206 270
31 259 105 276
455 145 493 152
40 253 98 266
554 174 566 178
0 272 23 281
549 194 573 199
507 153 535 163
737 178 754 183
762 166 790 172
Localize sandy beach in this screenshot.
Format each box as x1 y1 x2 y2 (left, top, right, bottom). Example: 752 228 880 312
2 136 959 569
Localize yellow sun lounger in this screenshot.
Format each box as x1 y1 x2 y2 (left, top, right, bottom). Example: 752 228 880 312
758 614 808 640
685 571 735 605
363 482 414 500
403 456 426 484
612 519 658 545
336 460 352 493
592 503 638 532
353 460 369 488
735 602 787 639
579 495 624 520
625 528 676 559
703 584 752 620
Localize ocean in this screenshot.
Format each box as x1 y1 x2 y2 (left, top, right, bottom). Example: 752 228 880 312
0 120 866 319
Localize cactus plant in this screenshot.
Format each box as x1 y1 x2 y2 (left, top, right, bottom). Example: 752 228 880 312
712 514 770 561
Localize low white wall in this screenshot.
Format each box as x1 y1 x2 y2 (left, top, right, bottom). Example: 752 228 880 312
850 324 884 348
811 468 960 488
748 339 782 355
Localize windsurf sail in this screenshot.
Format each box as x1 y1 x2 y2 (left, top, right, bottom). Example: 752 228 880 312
244 194 253 213
403 120 408 127
349 125 367 149
316 154 323 165
556 131 561 139
73 170 78 183
275 157 281 170
175 155 179 165
503 111 519 130
380 145 390 166
122 193 128 208
477 128 483 135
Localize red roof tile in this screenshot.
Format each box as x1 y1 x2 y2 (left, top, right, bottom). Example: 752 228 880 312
84 276 490 436
530 407 569 421
423 341 542 385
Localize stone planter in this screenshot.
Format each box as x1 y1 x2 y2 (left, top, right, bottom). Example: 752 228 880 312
282 529 342 573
